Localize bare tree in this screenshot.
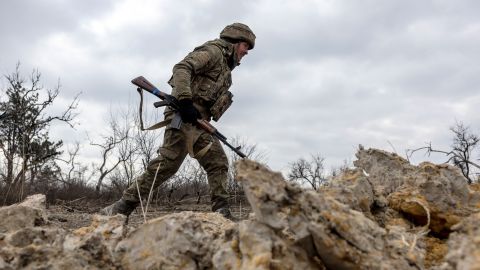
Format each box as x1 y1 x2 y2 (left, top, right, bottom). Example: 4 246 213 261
450 122 479 182
182 157 208 204
407 121 480 183
288 154 327 190
90 112 136 194
130 95 163 171
65 143 81 182
135 127 161 171
57 142 85 184
116 108 142 187
225 136 267 205
331 159 352 178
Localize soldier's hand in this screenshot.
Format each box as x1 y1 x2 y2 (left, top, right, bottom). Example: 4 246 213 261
178 99 200 124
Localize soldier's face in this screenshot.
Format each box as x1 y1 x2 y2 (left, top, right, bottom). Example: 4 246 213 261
235 41 249 62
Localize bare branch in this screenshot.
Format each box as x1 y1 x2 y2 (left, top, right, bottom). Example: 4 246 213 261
407 122 480 183
288 153 327 190
90 108 137 193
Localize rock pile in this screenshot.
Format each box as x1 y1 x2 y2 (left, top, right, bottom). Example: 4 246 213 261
0 147 479 269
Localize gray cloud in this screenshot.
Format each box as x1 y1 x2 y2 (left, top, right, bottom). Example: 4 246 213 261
1 0 479 173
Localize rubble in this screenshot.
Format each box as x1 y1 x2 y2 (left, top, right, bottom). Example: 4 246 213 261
354 148 480 237
235 159 424 269
0 194 47 233
0 147 478 269
440 212 480 270
116 212 234 270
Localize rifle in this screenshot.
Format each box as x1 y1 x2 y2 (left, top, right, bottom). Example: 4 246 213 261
131 76 246 158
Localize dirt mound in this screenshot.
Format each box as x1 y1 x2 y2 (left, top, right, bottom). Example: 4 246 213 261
1 147 479 269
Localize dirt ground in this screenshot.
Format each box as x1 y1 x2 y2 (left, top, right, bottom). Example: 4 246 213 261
46 198 252 231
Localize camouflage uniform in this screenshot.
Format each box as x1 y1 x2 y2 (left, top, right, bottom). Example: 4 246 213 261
123 39 240 211
101 23 255 217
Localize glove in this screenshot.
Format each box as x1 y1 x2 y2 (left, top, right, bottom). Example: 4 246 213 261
178 99 200 124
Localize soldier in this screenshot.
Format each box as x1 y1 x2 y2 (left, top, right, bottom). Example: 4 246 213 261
100 23 255 220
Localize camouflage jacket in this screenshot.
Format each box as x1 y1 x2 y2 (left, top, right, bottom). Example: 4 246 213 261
168 38 234 121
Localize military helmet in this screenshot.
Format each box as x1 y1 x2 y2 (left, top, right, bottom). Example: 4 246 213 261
220 23 256 50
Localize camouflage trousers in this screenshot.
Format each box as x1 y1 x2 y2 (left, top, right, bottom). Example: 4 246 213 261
123 125 229 211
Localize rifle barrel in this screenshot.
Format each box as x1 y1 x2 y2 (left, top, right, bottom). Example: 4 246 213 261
215 135 246 158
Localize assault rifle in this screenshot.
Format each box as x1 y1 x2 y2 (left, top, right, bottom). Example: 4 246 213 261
131 76 246 158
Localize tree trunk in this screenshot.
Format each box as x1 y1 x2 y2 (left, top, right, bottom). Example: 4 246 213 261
95 173 108 194
6 157 13 185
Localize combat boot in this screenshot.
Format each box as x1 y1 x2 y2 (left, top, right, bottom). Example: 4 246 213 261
99 198 139 217
215 207 236 221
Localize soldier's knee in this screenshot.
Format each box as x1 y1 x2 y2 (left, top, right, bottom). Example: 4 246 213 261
147 147 184 173
207 158 228 175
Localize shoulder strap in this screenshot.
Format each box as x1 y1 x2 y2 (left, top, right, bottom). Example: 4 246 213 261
137 88 171 131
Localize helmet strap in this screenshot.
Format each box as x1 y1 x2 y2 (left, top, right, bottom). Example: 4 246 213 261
228 44 240 70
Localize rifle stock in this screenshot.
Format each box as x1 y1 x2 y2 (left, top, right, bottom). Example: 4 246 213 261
131 76 168 100
132 76 246 158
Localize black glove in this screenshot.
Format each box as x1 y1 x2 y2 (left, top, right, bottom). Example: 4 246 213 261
178 99 200 124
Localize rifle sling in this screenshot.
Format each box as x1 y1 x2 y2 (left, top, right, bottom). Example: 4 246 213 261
137 88 171 131
183 123 213 159
137 88 212 159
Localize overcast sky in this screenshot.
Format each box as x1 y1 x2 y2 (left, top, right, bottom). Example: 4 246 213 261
1 0 479 175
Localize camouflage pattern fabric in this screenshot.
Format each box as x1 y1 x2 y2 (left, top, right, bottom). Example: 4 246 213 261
123 38 238 211
168 38 234 121
210 90 233 122
123 122 230 211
